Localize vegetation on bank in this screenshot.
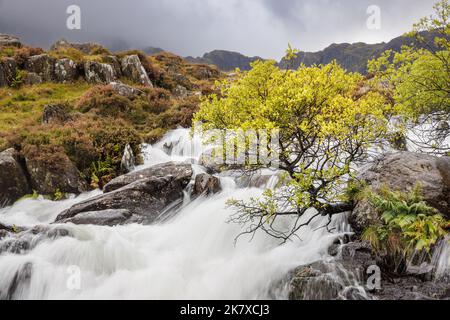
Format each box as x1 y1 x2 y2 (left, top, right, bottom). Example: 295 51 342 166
0 42 221 191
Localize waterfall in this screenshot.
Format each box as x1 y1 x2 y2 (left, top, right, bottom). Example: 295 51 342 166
0 128 354 299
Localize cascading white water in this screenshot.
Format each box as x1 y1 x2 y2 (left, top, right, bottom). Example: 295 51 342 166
0 128 353 300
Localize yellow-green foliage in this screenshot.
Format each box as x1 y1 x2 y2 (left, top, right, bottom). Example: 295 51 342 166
362 185 449 263
368 0 450 119
195 53 394 241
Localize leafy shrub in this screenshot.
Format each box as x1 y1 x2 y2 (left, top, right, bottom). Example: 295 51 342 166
362 185 449 272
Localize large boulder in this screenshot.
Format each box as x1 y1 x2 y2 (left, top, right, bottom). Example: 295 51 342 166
60 209 132 226
56 162 193 225
103 162 192 193
24 153 87 195
0 58 17 87
120 55 153 86
24 54 56 82
84 61 117 84
350 152 450 233
54 58 79 83
0 149 30 207
0 34 21 48
192 173 221 197
23 72 42 85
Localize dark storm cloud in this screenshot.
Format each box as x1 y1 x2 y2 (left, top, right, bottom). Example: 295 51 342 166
0 0 437 59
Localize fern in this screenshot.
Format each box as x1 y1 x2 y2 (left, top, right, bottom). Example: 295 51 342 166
363 184 449 266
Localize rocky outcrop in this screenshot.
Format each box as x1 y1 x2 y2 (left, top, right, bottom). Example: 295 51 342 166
24 153 87 195
120 144 135 174
192 173 221 196
24 54 56 82
110 81 143 97
103 56 122 77
350 152 450 233
0 58 17 87
23 72 42 85
120 55 152 86
56 162 193 225
84 61 117 84
0 149 30 207
103 162 192 193
60 209 132 226
54 58 79 83
42 104 72 124
0 34 21 48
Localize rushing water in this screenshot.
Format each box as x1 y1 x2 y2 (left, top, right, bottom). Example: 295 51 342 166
0 129 351 300
0 128 448 300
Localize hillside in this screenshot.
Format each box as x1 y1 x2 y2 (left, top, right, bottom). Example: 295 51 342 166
0 35 222 194
186 50 264 71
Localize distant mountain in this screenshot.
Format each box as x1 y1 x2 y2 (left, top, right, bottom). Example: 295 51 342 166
280 31 439 74
186 50 264 71
185 32 438 74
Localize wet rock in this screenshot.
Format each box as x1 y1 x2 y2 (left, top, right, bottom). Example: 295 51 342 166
56 175 191 225
42 104 72 124
350 152 450 233
288 242 376 300
0 34 21 48
54 58 79 83
192 173 221 196
2 262 32 300
84 61 116 84
104 162 193 193
0 225 72 256
120 144 135 174
0 58 17 87
24 54 56 82
24 153 87 195
121 55 152 86
0 149 30 207
60 209 132 226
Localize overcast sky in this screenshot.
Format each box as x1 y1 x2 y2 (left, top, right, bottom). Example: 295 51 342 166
0 0 437 59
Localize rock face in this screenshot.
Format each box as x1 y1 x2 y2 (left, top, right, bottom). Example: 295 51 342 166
192 173 221 196
0 34 21 48
54 58 79 83
110 81 143 97
120 144 135 174
84 61 116 84
103 162 192 193
0 149 30 207
24 154 87 195
288 242 375 300
23 72 42 85
0 58 17 87
61 209 132 226
24 54 56 82
56 162 193 225
120 55 153 86
42 104 71 124
350 152 450 233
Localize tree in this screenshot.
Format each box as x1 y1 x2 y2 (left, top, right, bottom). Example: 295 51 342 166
368 0 450 154
194 55 392 242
